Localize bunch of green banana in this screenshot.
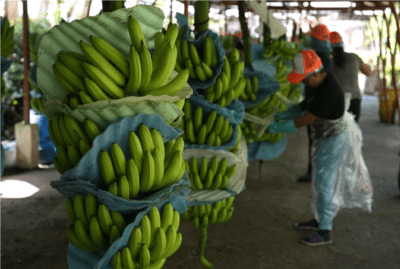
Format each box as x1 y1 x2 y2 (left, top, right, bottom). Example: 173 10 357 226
238 76 259 102
240 121 283 144
263 38 302 61
99 124 186 199
1 75 6 98
136 20 189 96
29 62 47 114
185 156 237 190
274 56 290 84
111 203 182 269
175 25 218 81
246 92 287 119
1 17 15 57
30 97 46 114
285 83 303 103
53 17 189 107
203 53 246 108
181 196 235 268
49 114 103 174
227 125 242 155
66 193 127 252
180 99 234 146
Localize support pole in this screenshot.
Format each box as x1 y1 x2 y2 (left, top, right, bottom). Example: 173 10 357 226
184 0 189 18
170 0 173 23
22 0 30 124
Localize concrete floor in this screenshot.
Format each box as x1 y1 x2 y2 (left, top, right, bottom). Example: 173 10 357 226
1 94 400 269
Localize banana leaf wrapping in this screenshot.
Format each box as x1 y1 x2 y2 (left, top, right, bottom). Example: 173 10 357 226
183 91 244 151
247 133 287 162
183 138 248 207
42 71 191 130
67 196 189 269
175 13 225 91
51 114 191 213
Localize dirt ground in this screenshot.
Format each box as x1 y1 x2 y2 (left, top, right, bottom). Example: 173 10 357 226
2 94 400 269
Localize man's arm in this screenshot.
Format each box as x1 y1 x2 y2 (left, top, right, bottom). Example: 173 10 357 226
294 112 318 128
360 62 372 76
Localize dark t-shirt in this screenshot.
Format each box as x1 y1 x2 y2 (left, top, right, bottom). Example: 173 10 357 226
300 71 347 139
300 71 345 120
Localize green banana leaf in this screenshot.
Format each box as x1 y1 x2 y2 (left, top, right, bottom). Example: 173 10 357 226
37 5 165 101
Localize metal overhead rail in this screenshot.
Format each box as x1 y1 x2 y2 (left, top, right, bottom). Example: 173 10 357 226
180 1 392 12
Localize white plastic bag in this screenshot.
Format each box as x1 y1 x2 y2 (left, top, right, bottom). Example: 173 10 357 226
332 112 373 215
183 137 248 205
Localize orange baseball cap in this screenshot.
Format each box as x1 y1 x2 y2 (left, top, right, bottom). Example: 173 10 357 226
311 24 330 41
330 31 343 48
287 50 323 84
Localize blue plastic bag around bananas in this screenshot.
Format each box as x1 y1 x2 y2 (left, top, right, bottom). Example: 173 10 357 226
1 57 12 75
67 195 188 269
37 5 165 101
175 13 225 91
250 43 266 61
247 133 287 162
241 68 281 109
51 114 191 213
183 91 243 151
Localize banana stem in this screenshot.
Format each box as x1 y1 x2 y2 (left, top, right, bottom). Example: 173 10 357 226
199 227 208 254
238 1 252 68
263 23 271 49
101 1 125 13
194 0 209 39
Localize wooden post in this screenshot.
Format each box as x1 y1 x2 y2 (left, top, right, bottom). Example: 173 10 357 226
389 1 400 124
22 0 30 124
383 11 400 124
375 14 391 124
184 0 189 18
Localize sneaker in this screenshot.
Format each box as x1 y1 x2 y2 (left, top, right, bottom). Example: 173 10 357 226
300 230 332 246
293 219 319 231
297 172 311 183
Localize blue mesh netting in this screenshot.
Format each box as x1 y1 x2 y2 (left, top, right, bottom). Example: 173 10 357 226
247 133 287 162
51 114 192 212
175 13 225 91
67 194 189 269
241 68 280 109
183 92 243 151
1 56 12 75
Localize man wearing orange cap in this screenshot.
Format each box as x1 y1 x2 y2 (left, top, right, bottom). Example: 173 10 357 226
269 50 349 246
330 31 372 122
294 24 334 183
